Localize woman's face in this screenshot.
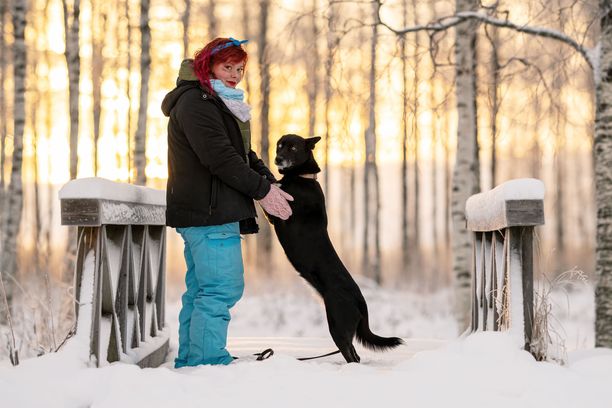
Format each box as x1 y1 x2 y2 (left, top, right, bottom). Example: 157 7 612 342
211 60 245 88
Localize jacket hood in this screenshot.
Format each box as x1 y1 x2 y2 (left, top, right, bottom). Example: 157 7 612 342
161 59 203 117
161 80 201 117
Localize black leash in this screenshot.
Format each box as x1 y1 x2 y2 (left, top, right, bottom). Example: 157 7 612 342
253 348 275 361
296 349 341 361
251 348 341 361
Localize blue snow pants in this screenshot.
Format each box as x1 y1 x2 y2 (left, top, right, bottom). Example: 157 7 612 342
174 222 244 367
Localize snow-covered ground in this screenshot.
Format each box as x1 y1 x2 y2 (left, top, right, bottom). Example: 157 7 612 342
1 282 609 408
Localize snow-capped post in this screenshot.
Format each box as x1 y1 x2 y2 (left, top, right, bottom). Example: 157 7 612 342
465 179 545 356
59 177 168 368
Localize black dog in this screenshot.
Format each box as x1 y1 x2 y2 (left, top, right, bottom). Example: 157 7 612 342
267 134 403 363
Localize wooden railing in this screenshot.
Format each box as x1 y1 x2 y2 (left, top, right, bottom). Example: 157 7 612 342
59 178 168 368
465 178 545 354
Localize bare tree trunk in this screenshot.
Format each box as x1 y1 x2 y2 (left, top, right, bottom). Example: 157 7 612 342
430 74 439 289
1 0 27 310
182 0 191 59
530 96 542 179
594 1 612 348
306 0 319 139
134 0 151 186
31 64 42 273
62 0 80 180
486 24 500 189
362 2 381 284
206 0 217 39
452 0 480 329
400 0 409 273
323 0 337 199
553 7 567 268
91 0 107 176
124 0 133 181
241 0 252 102
443 96 451 262
257 0 273 265
411 0 421 263
0 0 7 194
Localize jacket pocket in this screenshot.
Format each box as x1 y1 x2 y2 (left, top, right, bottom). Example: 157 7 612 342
209 176 218 215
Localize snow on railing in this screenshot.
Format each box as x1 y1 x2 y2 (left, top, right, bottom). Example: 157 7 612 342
59 177 168 368
465 178 545 356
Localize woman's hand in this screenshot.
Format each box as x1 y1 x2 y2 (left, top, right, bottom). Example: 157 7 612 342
257 184 294 220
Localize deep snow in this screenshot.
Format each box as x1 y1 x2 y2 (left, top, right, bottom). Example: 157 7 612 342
1 283 609 408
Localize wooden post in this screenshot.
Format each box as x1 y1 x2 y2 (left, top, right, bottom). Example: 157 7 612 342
465 179 544 357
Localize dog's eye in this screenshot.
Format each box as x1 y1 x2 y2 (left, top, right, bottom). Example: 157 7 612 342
277 143 283 149
291 146 297 152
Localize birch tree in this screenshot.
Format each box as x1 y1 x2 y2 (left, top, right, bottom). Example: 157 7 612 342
124 0 133 180
1 0 27 309
400 0 409 271
0 0 7 195
91 0 107 176
206 0 217 40
594 2 612 348
411 0 422 268
182 0 191 58
363 2 382 284
450 0 480 327
257 0 273 264
323 0 338 198
306 0 319 140
61 0 80 180
134 0 151 185
375 0 609 335
485 24 500 188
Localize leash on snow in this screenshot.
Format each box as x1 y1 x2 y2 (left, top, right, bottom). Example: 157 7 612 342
252 348 341 361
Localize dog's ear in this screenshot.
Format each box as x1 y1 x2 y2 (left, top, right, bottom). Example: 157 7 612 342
305 136 321 150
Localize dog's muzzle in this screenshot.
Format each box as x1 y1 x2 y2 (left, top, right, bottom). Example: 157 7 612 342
275 157 291 170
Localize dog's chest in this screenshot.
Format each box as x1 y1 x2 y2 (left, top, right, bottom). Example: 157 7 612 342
275 177 327 226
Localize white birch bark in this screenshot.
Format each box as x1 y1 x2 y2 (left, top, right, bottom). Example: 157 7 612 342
61 0 80 180
0 0 7 193
362 2 381 284
487 25 500 188
306 0 319 139
1 0 27 307
452 0 480 329
240 0 252 101
134 0 150 186
595 2 612 347
124 0 133 180
411 0 421 261
400 0 409 270
323 0 338 198
257 0 273 264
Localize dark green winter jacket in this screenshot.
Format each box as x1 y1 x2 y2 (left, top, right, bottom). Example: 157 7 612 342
161 73 275 233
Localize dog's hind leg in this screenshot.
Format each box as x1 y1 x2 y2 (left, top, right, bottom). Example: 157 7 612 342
324 297 362 363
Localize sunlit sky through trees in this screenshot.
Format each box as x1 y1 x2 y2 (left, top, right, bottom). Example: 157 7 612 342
3 0 597 186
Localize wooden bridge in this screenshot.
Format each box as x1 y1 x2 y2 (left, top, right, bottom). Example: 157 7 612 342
58 177 545 367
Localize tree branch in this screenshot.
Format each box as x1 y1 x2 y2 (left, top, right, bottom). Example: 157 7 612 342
374 0 595 69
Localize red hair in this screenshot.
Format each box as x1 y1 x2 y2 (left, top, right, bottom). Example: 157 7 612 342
193 38 249 94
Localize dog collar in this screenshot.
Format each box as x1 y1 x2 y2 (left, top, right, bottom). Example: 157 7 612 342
299 174 318 180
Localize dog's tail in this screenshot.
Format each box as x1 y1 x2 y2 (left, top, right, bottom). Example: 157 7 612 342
355 311 404 351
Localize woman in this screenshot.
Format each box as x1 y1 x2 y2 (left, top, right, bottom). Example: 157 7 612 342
161 37 293 367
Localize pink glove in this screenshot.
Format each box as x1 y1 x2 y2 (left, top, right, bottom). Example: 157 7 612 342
258 184 294 220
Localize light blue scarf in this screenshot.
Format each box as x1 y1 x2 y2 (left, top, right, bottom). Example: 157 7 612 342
211 79 245 101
